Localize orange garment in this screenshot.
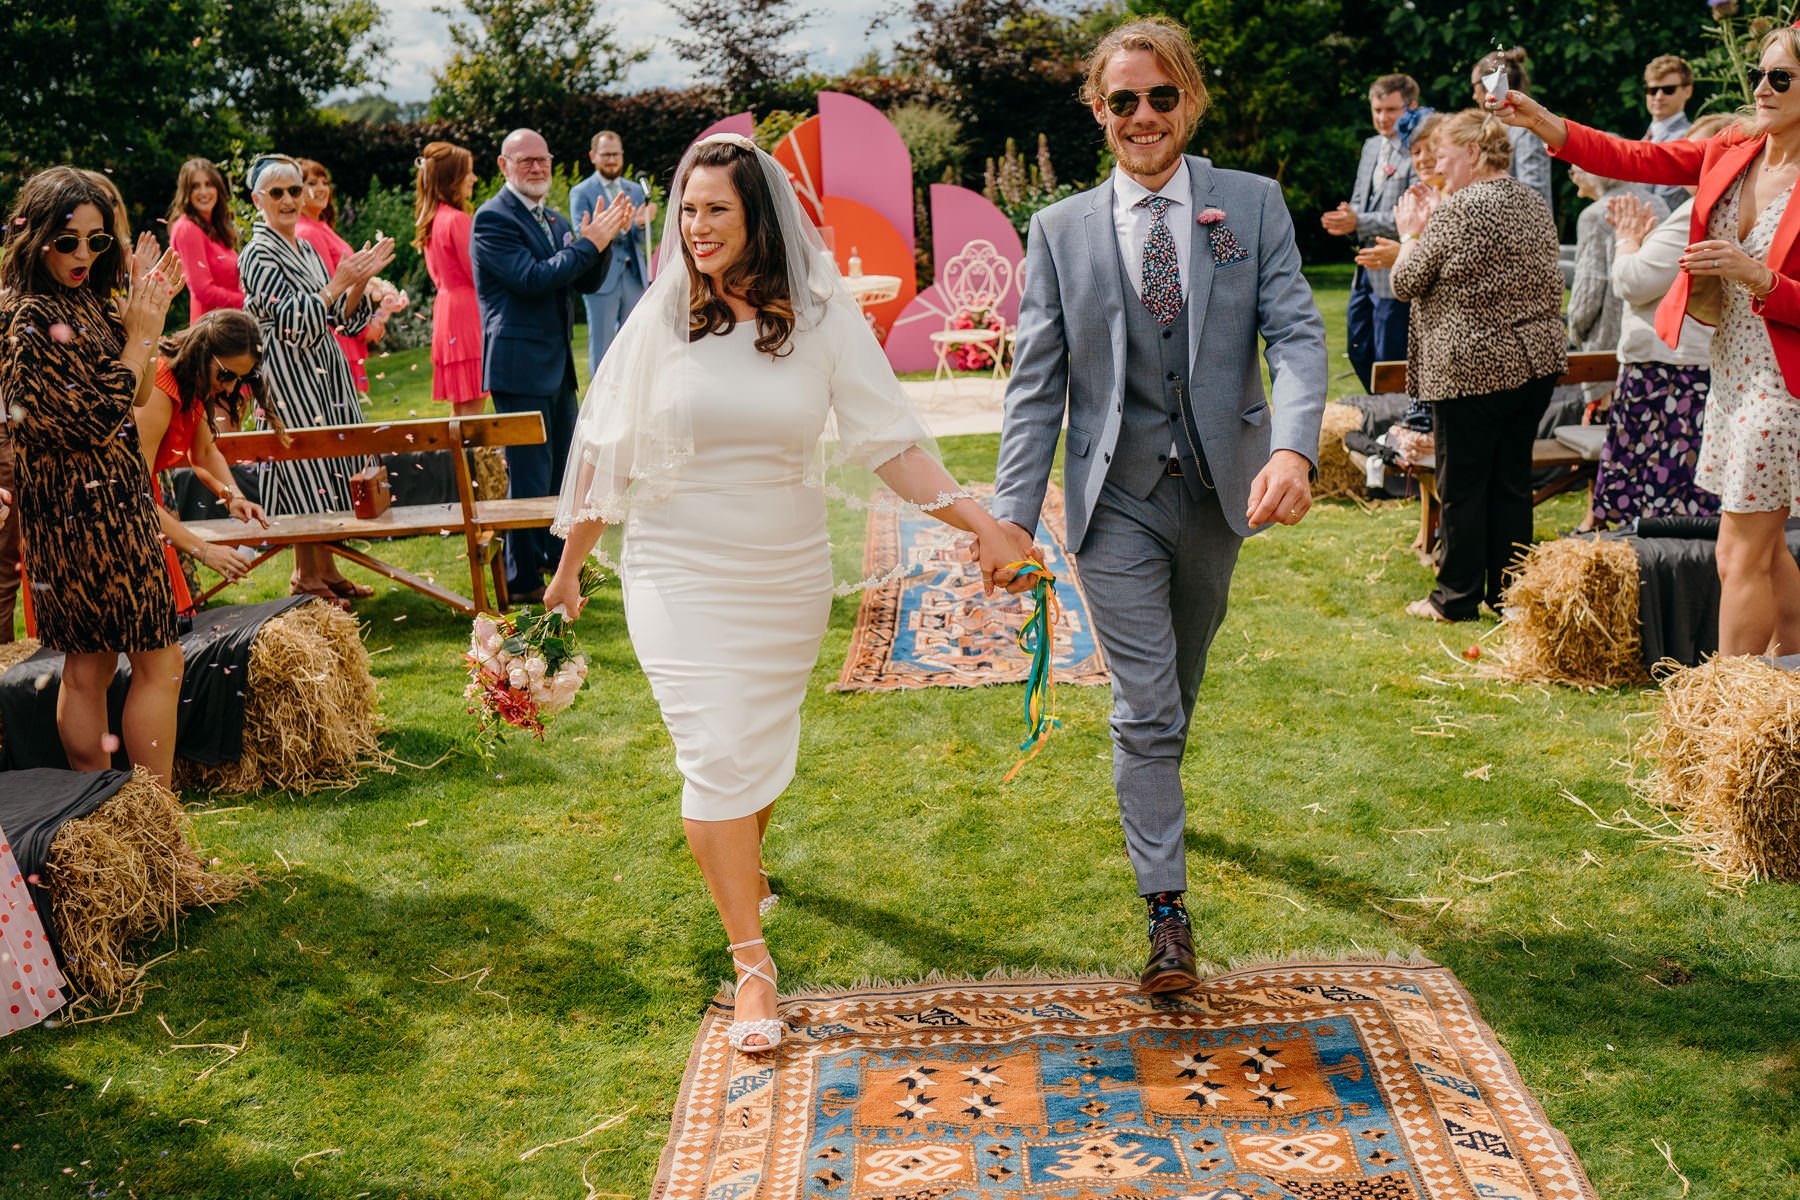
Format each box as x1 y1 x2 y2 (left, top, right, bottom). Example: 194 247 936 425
150 359 206 615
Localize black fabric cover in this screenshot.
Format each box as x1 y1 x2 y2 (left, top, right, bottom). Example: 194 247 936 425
1335 392 1412 438
0 596 310 771
0 768 131 964
1635 516 1720 540
1625 528 1800 668
165 451 457 522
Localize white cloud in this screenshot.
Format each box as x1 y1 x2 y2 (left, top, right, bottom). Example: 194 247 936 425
370 0 904 103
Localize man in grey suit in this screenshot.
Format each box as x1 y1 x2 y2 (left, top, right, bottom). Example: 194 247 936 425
1642 54 1695 211
986 15 1327 992
1322 74 1419 392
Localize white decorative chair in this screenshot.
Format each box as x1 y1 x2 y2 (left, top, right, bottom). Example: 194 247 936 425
928 239 1016 400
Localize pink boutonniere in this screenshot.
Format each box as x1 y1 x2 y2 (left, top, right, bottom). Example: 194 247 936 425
1382 163 1398 178
1197 207 1227 225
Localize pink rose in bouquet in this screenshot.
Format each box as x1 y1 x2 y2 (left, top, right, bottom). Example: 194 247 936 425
947 308 1004 371
464 563 603 755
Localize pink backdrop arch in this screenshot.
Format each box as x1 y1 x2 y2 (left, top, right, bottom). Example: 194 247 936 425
884 185 1026 373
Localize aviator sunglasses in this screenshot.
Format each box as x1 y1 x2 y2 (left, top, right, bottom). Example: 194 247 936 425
49 231 115 254
1749 67 1796 93
1104 85 1184 117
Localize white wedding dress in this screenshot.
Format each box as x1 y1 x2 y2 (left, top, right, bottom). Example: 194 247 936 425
621 301 926 821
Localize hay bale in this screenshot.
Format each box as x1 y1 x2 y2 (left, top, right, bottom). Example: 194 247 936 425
1314 402 1367 501
178 601 381 795
47 767 252 999
1637 657 1800 883
1483 537 1646 687
473 446 509 500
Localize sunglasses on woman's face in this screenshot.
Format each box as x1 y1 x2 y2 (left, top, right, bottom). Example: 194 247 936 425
262 185 304 200
1749 67 1795 94
49 231 114 255
1644 84 1684 97
214 358 261 386
1104 85 1183 117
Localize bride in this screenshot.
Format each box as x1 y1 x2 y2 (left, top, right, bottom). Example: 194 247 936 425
542 134 1031 1053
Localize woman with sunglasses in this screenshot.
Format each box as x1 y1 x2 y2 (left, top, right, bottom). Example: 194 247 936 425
0 166 187 784
296 159 406 395
1499 27 1800 657
135 310 275 612
167 157 245 318
239 154 395 609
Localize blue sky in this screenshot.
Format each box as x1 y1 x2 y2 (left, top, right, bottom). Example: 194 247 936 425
375 0 903 102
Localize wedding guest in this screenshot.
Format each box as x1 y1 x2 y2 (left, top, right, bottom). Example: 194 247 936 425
415 141 488 416
1 815 68 1036
0 166 187 783
472 128 628 605
1322 74 1419 392
1499 31 1800 656
1471 48 1554 217
0 422 17 644
297 159 402 394
241 154 393 609
136 310 273 612
1392 110 1567 621
1643 54 1696 211
167 157 244 317
1583 119 1735 530
543 135 1017 1053
1567 166 1667 409
570 130 655 375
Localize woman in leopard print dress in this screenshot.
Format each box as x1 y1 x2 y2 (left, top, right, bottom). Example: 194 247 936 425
0 167 187 784
1391 110 1568 622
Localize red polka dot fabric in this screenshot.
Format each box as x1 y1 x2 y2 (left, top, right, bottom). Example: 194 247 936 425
1 825 67 1036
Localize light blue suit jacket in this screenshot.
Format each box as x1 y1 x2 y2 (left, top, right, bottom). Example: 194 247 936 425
568 173 649 296
993 156 1328 550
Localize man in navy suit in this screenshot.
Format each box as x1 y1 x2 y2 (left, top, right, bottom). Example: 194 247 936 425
472 128 632 603
570 130 655 376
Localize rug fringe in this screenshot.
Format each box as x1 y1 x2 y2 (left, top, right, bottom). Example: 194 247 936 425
720 950 1436 1002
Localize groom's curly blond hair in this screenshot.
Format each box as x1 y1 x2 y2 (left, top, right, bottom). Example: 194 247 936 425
1080 16 1210 137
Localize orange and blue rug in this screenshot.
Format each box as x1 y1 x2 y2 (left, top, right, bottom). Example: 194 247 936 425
651 963 1596 1200
835 484 1109 692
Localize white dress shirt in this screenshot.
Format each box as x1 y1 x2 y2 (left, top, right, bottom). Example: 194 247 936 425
1112 159 1192 302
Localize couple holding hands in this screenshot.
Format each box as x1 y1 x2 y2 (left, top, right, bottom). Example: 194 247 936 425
540 14 1328 1053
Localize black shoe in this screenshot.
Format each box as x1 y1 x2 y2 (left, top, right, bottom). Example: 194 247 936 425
1140 911 1201 993
506 580 546 606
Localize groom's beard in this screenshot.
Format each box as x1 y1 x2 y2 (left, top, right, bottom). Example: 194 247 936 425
1107 126 1185 180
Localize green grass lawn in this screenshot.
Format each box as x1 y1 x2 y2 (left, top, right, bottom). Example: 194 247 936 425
5 272 1797 1198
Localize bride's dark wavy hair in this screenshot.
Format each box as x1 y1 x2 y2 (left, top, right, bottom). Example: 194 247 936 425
678 141 797 357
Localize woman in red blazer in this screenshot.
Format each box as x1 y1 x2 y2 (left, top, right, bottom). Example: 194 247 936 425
1500 31 1800 658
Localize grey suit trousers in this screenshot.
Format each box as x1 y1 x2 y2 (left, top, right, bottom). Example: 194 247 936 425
1075 472 1242 895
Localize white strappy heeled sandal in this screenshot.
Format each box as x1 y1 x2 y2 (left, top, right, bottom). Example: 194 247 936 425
758 868 779 917
726 937 784 1054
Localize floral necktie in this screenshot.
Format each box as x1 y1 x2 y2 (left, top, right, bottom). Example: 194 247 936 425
530 204 555 249
1138 195 1181 325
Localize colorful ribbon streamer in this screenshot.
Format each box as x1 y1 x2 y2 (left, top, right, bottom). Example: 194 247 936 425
1004 559 1061 782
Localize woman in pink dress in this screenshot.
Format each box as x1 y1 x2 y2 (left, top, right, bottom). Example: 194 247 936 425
166 158 244 318
415 142 487 416
296 159 383 393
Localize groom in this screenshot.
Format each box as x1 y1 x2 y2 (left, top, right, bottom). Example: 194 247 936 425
989 15 1327 991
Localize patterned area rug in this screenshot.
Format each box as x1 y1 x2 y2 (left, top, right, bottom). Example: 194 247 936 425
834 484 1109 691
651 964 1596 1200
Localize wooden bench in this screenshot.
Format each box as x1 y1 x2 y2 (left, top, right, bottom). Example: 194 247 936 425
1369 352 1617 564
187 413 554 616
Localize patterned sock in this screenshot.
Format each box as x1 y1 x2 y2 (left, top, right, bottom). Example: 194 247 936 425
1145 890 1189 933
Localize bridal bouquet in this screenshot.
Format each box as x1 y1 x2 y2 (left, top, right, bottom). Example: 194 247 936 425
464 563 604 754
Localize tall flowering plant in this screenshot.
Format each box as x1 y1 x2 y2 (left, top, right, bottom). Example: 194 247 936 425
464 561 604 756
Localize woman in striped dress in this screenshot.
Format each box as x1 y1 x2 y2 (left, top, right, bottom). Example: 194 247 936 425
238 155 394 605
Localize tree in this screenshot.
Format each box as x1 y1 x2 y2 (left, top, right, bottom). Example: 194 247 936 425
1 0 387 225
885 0 1115 184
669 0 812 110
430 0 645 125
